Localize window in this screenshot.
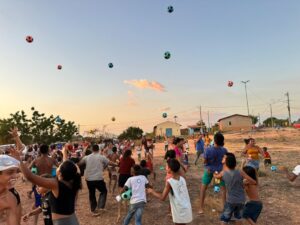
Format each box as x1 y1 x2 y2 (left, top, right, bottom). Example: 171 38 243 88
229 121 232 126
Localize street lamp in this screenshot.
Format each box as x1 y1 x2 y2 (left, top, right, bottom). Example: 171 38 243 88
241 80 250 115
174 115 178 123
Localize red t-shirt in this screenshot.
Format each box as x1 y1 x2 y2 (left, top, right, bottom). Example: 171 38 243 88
119 157 135 175
264 152 271 159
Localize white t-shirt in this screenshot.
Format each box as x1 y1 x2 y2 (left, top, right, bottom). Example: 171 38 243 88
124 175 148 204
292 165 300 176
167 176 193 223
82 152 109 181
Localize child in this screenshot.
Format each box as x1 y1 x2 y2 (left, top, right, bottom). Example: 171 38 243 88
164 138 169 152
108 146 119 195
23 174 53 225
136 145 142 162
122 165 150 225
183 140 190 167
263 147 271 168
148 159 193 225
164 150 177 182
140 160 151 179
146 152 156 181
242 166 263 224
214 153 257 225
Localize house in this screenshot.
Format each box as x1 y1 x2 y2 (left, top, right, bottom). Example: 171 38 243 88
218 114 252 132
153 121 181 137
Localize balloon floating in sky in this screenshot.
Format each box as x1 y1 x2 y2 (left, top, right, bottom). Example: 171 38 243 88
26 35 33 43
227 81 234 87
111 117 116 122
167 6 174 13
108 63 114 68
162 112 167 118
57 65 62 70
164 51 171 59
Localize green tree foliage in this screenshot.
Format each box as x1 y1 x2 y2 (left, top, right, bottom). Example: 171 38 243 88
263 117 289 127
249 115 258 124
118 126 143 140
0 107 78 145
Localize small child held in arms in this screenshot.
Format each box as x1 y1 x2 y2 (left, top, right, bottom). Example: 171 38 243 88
263 147 271 168
214 153 257 225
121 165 150 225
242 166 263 225
147 159 193 225
23 174 53 225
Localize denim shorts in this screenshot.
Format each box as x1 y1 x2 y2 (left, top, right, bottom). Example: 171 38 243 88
220 202 244 223
243 201 263 223
246 160 260 170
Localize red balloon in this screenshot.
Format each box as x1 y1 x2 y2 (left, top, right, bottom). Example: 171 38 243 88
57 65 62 70
228 81 233 87
26 35 33 43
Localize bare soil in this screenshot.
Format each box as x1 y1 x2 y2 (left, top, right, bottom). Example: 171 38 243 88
17 128 300 225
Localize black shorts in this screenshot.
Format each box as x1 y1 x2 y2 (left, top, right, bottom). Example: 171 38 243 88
118 174 131 188
264 159 271 165
243 201 263 223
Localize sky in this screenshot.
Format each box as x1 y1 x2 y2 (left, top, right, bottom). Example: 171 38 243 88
1 0 300 134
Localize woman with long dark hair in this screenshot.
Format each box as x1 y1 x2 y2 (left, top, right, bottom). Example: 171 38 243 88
10 128 82 225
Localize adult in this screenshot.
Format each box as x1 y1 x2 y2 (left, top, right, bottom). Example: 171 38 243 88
79 144 116 215
199 132 228 214
194 134 205 165
11 129 82 225
0 154 21 225
30 144 58 176
242 138 264 170
283 165 300 182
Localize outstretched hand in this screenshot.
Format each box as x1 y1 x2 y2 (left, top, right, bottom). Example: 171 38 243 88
9 147 21 161
9 127 19 138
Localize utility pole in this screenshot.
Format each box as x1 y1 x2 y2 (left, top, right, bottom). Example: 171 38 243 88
285 92 292 126
258 113 261 126
199 106 203 133
207 111 210 132
270 104 274 128
241 80 250 116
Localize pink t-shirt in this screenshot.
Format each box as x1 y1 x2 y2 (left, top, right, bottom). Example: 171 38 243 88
174 146 182 159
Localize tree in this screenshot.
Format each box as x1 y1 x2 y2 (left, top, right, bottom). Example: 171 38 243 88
263 117 289 127
0 108 78 145
249 115 258 125
118 126 143 140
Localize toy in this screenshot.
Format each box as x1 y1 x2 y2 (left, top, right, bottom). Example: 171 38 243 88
26 35 33 43
271 165 277 171
57 65 62 70
228 81 234 87
214 185 220 193
121 188 132 200
108 63 113 68
167 6 174 13
162 112 167 118
164 51 171 59
111 117 116 122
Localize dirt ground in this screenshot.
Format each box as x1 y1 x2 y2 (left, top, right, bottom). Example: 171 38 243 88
15 128 300 225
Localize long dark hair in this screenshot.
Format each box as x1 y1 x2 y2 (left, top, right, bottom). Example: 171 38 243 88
59 160 82 193
243 166 257 182
123 150 132 159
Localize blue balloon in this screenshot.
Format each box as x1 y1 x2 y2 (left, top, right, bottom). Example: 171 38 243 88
162 112 167 118
214 186 220 193
108 63 114 68
271 166 277 171
167 6 174 13
121 188 132 200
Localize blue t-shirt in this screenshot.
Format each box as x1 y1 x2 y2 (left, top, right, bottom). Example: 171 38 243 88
203 146 228 173
196 139 204 152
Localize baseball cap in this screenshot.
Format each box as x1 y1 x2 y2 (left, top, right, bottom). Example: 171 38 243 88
0 155 20 171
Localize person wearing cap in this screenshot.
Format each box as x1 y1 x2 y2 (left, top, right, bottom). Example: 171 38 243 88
0 154 21 225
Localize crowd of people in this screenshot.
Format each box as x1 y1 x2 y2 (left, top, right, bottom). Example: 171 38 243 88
0 128 299 225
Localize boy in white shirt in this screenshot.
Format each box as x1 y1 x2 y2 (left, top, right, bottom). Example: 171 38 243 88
147 159 193 225
122 165 150 225
283 165 300 182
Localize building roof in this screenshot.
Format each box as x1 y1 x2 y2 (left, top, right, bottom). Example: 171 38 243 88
153 121 181 129
187 125 201 129
218 114 251 122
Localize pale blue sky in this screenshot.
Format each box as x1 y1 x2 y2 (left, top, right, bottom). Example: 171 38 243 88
1 1 300 133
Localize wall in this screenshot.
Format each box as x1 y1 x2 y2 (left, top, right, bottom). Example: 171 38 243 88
219 116 252 132
154 121 181 137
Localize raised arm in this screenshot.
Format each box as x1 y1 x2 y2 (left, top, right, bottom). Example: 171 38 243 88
240 170 257 185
